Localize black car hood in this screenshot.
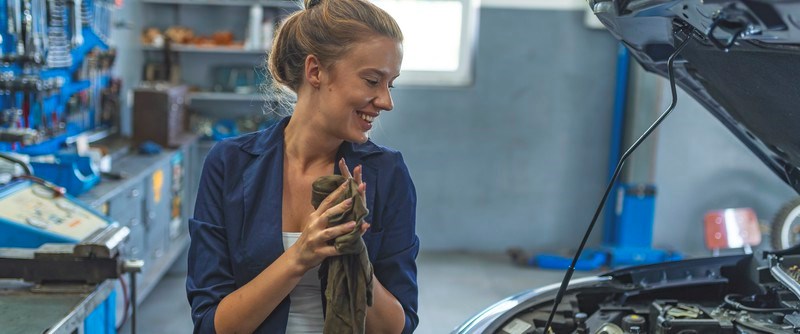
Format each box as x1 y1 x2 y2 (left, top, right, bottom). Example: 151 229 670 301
590 0 800 193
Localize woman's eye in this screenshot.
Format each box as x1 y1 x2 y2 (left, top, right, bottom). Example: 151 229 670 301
365 79 379 86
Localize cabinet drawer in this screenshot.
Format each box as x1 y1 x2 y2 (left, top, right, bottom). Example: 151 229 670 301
144 162 172 229
146 218 168 264
125 223 146 262
108 183 145 227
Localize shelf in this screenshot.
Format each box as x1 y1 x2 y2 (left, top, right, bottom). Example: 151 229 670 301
142 44 269 54
141 0 301 8
188 92 266 102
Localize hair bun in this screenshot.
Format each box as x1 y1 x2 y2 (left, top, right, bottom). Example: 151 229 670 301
304 0 321 9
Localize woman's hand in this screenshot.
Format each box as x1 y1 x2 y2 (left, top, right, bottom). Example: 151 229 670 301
288 159 372 272
290 180 358 271
339 158 367 208
339 158 371 234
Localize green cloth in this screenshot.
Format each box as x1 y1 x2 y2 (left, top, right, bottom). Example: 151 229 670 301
311 175 374 334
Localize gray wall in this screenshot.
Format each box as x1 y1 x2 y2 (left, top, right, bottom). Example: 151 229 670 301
114 5 798 254
110 0 145 136
371 8 620 252
375 7 798 254
651 85 797 255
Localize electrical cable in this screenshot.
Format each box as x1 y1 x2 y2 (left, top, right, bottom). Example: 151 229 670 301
16 174 66 197
541 32 695 333
116 274 131 332
0 152 33 175
131 271 138 334
723 294 795 313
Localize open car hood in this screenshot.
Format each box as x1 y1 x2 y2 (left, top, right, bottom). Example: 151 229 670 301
590 0 800 193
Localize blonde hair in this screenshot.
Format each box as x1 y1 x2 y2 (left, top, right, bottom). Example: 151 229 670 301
267 0 403 104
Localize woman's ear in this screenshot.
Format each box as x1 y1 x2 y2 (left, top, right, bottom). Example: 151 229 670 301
304 55 322 89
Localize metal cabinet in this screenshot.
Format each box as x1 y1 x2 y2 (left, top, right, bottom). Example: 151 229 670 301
105 182 146 290
144 159 173 267
108 183 145 229
81 136 198 307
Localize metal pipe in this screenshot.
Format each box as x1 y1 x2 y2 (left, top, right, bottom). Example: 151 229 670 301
10 0 24 56
46 0 73 68
33 0 47 59
603 44 630 247
71 0 83 47
131 271 137 334
122 260 144 334
22 0 35 61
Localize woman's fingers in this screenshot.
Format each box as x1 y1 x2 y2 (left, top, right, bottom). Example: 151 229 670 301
302 159 370 264
351 165 367 208
300 220 368 268
320 221 357 240
315 245 340 258
354 164 363 185
316 197 352 227
340 159 365 191
339 158 352 179
358 181 367 208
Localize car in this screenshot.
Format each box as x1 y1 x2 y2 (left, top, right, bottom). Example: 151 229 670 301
454 1 800 333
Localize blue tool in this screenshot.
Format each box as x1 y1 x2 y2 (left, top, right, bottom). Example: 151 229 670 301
138 141 162 155
0 179 110 249
29 153 100 196
0 178 118 333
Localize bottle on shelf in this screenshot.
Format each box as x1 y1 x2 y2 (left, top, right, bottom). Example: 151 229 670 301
245 5 264 51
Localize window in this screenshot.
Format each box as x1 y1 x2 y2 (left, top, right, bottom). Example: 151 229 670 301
373 0 479 86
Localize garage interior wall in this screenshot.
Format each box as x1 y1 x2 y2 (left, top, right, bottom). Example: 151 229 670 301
374 5 797 254
371 7 619 253
652 87 797 255
111 2 798 255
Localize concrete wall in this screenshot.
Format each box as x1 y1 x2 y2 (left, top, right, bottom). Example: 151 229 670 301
114 3 798 254
371 8 619 253
375 7 798 254
651 85 797 255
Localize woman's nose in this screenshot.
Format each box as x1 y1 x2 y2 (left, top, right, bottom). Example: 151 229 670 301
374 86 394 112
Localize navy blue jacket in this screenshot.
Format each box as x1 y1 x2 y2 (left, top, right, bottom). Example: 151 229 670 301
186 117 419 333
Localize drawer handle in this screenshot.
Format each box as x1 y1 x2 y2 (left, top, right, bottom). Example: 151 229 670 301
130 189 141 198
130 218 140 226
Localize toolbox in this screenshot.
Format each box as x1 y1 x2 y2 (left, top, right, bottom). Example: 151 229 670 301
133 85 189 148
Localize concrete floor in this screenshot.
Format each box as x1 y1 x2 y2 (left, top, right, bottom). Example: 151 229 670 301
119 250 596 334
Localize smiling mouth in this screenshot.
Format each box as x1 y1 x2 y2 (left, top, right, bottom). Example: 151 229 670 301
358 111 376 123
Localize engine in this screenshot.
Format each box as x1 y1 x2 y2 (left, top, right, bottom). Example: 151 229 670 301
457 249 800 334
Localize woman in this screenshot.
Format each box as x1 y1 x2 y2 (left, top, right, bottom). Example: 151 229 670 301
186 0 418 333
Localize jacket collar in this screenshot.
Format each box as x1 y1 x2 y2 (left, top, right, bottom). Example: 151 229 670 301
239 116 383 160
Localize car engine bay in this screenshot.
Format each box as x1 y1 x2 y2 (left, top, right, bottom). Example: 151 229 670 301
487 249 800 334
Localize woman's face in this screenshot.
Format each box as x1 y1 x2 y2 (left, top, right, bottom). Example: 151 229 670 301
316 35 403 144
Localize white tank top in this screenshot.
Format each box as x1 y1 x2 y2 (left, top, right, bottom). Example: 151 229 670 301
283 232 324 333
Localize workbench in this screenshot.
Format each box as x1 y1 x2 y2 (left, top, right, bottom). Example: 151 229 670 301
0 280 115 334
80 134 200 304
0 134 203 333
